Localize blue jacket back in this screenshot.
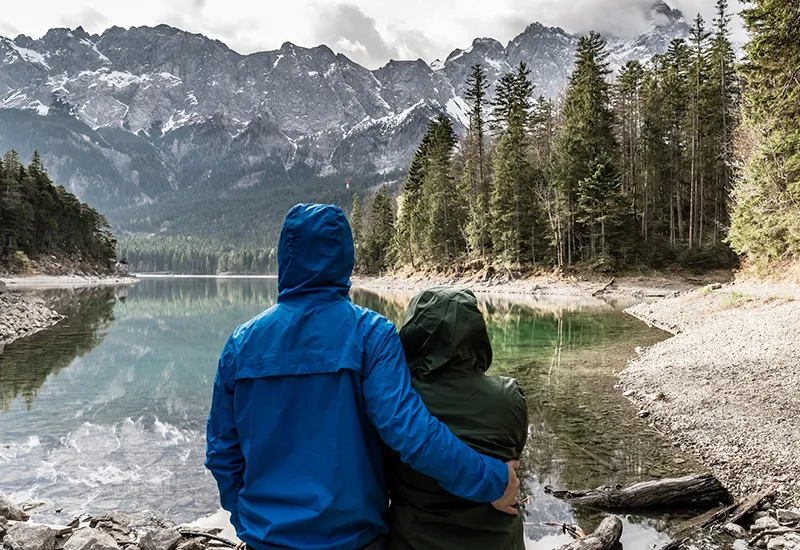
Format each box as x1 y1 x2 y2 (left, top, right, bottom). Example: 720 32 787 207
205 204 508 550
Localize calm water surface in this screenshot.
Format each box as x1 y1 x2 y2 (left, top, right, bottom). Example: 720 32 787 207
0 278 720 548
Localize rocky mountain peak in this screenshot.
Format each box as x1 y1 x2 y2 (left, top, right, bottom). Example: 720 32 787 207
648 0 686 27
0 8 690 212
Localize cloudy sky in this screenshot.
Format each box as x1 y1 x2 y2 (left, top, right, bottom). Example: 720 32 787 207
0 0 746 69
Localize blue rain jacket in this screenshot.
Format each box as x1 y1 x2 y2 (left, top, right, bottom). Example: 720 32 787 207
205 204 509 550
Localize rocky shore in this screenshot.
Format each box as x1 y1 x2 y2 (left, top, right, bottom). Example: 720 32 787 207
0 282 64 347
0 275 138 348
619 283 800 547
352 269 730 301
0 495 238 550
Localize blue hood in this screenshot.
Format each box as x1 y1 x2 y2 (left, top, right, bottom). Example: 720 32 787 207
277 204 354 299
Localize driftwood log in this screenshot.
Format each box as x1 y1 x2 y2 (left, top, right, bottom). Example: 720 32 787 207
556 516 623 550
662 483 778 550
592 278 616 297
546 474 732 511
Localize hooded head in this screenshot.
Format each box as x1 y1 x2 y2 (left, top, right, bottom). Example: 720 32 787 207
399 286 492 379
277 204 354 300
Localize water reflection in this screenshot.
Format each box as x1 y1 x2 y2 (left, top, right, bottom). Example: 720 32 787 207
0 288 119 411
0 279 711 547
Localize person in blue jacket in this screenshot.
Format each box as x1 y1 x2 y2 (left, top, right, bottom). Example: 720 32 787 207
205 203 519 550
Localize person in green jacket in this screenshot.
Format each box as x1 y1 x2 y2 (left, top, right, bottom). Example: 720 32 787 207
386 286 529 550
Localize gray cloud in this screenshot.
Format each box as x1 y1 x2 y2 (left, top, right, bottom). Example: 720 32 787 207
0 20 19 37
57 7 108 30
312 3 400 68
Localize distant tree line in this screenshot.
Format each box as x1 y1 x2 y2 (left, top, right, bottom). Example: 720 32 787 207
0 150 117 273
117 236 277 275
353 1 741 274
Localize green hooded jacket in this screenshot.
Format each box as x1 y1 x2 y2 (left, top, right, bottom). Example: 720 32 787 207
386 286 528 550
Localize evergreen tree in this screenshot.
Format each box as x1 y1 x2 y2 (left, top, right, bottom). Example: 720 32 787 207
489 63 537 267
707 0 739 244
554 33 619 263
423 114 464 265
462 64 492 259
366 185 395 272
395 126 433 268
730 0 800 263
0 150 117 273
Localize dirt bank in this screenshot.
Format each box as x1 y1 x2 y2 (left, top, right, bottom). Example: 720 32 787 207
620 283 800 507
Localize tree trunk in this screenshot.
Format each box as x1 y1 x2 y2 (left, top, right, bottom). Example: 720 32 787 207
556 516 623 550
545 473 732 511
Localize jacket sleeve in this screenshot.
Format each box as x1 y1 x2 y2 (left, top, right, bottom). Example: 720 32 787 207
205 337 245 532
362 321 508 503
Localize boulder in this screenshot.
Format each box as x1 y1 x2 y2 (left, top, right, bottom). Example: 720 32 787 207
752 516 782 533
64 527 120 550
777 509 800 525
4 523 56 550
767 533 800 550
90 512 132 528
138 528 182 550
94 521 132 544
723 522 747 538
0 494 30 521
176 540 206 550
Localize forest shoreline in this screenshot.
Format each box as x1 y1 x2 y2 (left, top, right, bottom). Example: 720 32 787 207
620 282 800 508
351 269 732 301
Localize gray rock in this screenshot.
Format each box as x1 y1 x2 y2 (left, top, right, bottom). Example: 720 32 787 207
90 512 132 529
768 533 800 550
64 528 120 550
723 522 747 538
94 521 132 544
0 494 30 521
138 528 182 550
175 540 206 550
777 509 800 525
4 523 56 550
752 516 781 533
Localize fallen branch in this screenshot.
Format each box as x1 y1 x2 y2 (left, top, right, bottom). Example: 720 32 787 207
179 530 239 548
556 516 623 550
592 278 616 297
662 483 777 550
546 474 731 511
749 527 800 546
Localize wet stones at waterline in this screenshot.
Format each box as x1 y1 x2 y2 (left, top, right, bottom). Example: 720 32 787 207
0 496 239 550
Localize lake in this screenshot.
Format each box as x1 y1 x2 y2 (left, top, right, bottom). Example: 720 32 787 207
0 277 722 548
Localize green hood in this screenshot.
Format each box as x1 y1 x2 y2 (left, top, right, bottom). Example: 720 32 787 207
399 286 492 379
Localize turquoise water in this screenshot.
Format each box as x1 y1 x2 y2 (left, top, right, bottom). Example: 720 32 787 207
0 278 713 548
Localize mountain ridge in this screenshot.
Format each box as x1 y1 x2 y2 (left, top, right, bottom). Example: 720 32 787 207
0 1 689 244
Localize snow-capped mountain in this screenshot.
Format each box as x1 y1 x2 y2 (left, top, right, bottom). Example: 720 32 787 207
0 1 688 217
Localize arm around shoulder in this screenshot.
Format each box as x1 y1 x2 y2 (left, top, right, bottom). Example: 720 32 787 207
360 317 509 503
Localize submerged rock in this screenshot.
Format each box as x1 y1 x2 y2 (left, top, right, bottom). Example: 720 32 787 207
4 522 56 550
64 527 120 550
0 494 30 521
